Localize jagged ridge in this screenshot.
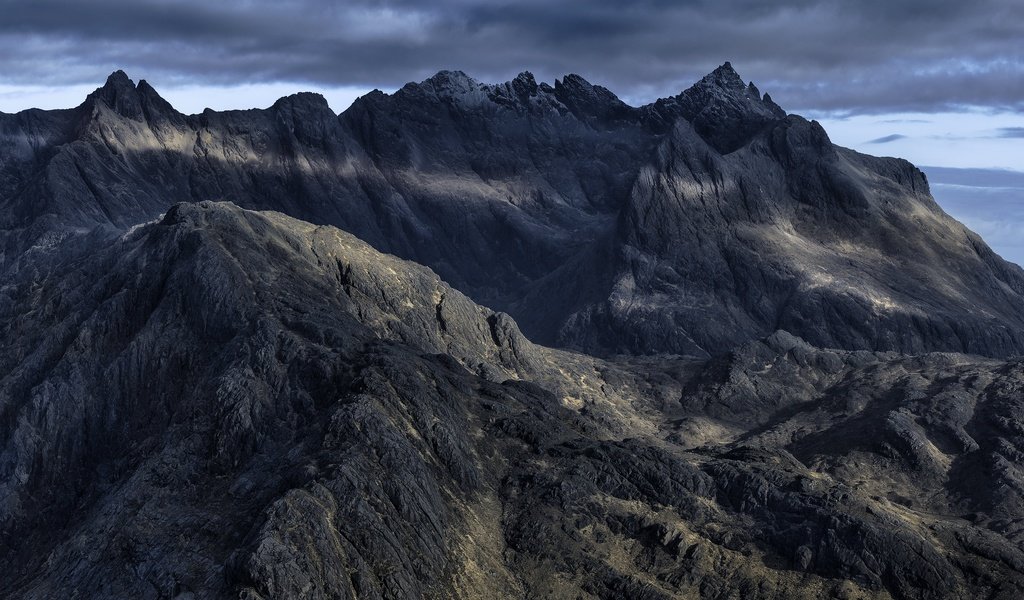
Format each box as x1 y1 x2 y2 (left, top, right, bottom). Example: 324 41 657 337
1 64 1023 361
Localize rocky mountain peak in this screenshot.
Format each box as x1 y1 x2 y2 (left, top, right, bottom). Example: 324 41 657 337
101 69 135 93
80 70 180 125
660 62 787 152
553 73 635 125
700 61 747 93
271 91 332 113
422 70 485 96
747 81 761 99
680 62 784 116
378 69 502 113
762 92 783 112
511 71 538 96
134 79 180 121
135 79 161 100
83 69 144 119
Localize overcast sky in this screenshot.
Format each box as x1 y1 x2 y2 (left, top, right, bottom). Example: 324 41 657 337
0 0 1021 262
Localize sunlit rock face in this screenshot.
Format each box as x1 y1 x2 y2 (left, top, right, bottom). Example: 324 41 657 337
4 66 1024 599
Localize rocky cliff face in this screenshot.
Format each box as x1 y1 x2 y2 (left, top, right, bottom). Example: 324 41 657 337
3 67 1024 600
4 202 1024 599
3 65 1023 358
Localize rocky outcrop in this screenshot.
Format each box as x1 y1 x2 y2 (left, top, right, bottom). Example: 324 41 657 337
643 61 787 151
3 203 1024 599
560 115 1024 356
2 66 1023 359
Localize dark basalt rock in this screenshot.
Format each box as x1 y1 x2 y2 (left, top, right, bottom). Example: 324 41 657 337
1 202 1024 599
2 66 1023 359
3 65 1024 599
84 69 145 120
553 73 638 126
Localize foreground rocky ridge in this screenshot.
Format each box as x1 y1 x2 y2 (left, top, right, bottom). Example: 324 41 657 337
2 66 1023 357
3 202 1024 599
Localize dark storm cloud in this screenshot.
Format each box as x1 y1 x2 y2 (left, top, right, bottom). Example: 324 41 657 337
868 134 907 144
0 0 1021 114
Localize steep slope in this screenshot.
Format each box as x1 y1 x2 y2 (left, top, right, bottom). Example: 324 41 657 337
554 115 1024 356
0 201 648 598
2 66 1023 359
3 202 1024 599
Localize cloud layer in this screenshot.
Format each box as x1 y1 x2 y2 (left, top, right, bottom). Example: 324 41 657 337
0 0 1021 114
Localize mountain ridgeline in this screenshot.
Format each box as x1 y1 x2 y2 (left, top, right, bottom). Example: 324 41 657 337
2 64 1023 358
4 66 1024 600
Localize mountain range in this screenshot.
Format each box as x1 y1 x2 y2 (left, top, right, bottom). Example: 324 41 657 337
3 65 1024 599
